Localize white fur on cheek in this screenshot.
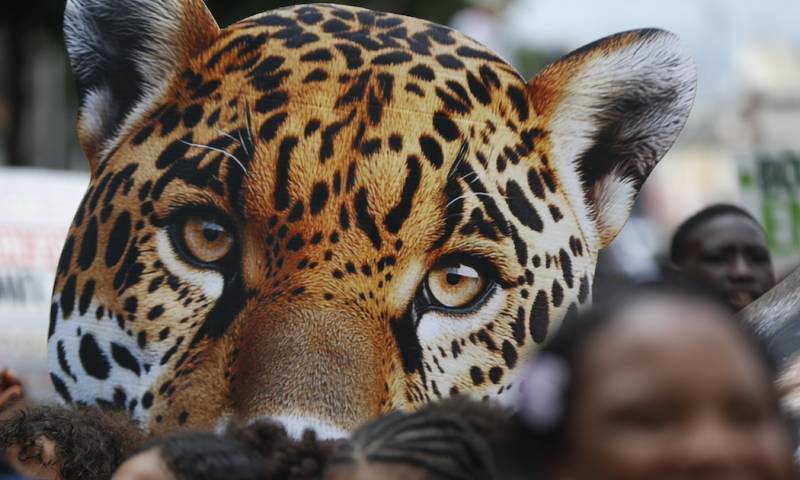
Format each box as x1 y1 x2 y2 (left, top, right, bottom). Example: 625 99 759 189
417 288 507 345
156 230 224 299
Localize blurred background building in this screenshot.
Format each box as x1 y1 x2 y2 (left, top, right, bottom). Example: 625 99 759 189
1 0 799 398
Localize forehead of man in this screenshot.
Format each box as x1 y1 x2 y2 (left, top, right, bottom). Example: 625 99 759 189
685 213 769 255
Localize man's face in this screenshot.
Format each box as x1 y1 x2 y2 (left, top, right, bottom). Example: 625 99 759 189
679 213 775 310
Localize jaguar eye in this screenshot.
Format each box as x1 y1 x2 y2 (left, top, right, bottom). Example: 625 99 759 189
177 215 234 265
426 261 489 309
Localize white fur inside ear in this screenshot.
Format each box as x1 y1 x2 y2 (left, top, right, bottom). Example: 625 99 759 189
546 30 696 249
65 0 189 159
590 175 637 244
80 87 116 143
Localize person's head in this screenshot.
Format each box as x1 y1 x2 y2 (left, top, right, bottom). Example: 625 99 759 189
112 431 265 480
0 405 145 480
326 405 496 480
670 204 775 310
515 283 796 480
226 418 333 480
417 396 528 479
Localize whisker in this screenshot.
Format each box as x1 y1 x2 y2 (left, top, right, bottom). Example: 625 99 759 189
244 99 256 153
215 129 242 147
179 139 248 175
446 191 506 209
237 129 250 157
448 140 469 179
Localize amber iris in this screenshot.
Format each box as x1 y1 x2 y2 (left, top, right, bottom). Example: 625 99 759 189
426 263 487 309
180 217 233 264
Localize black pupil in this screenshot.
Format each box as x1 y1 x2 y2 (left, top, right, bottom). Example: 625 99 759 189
202 224 223 242
446 272 462 286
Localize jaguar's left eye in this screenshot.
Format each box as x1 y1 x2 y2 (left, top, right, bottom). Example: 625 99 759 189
425 261 490 310
175 214 234 266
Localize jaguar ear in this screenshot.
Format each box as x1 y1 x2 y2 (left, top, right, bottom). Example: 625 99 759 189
64 0 220 170
528 29 696 249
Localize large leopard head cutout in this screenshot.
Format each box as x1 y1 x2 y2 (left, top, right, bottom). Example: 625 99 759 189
50 0 696 437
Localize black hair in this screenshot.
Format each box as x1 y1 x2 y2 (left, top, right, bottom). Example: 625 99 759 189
327 403 496 480
137 431 266 480
670 203 763 264
0 405 145 480
513 281 790 469
226 419 333 480
418 396 533 480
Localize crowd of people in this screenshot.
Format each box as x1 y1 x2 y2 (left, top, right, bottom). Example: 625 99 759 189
1 203 796 480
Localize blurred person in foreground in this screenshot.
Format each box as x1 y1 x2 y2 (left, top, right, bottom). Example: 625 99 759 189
112 431 266 480
670 204 776 310
514 283 797 480
0 369 24 480
0 405 145 480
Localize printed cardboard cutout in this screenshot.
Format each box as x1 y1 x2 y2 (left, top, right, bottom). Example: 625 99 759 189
49 0 696 437
741 267 800 417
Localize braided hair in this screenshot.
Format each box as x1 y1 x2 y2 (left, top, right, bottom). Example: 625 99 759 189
327 404 495 480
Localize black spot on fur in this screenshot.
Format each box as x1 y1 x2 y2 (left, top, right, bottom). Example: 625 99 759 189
549 204 563 222
274 137 298 211
433 112 460 142
384 155 421 234
148 305 165 321
111 343 141 376
470 366 484 385
436 54 464 69
530 290 550 344
78 280 95 316
419 136 443 168
51 374 72 403
489 367 503 384
300 48 332 62
551 280 564 308
506 85 530 122
502 340 518 369
79 334 110 380
106 212 131 267
259 112 289 143
60 275 77 319
182 104 203 128
505 180 543 232
409 64 435 81
78 218 98 271
559 249 574 288
372 50 412 65
310 182 330 215
355 189 382 250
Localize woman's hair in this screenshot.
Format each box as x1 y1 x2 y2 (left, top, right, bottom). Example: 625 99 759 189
139 431 266 480
512 281 787 468
226 419 333 480
0 404 145 480
327 400 496 480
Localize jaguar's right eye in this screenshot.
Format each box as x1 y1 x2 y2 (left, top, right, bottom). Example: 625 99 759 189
170 212 235 268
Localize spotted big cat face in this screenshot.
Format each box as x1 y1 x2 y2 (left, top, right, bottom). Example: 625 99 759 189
49 0 695 436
